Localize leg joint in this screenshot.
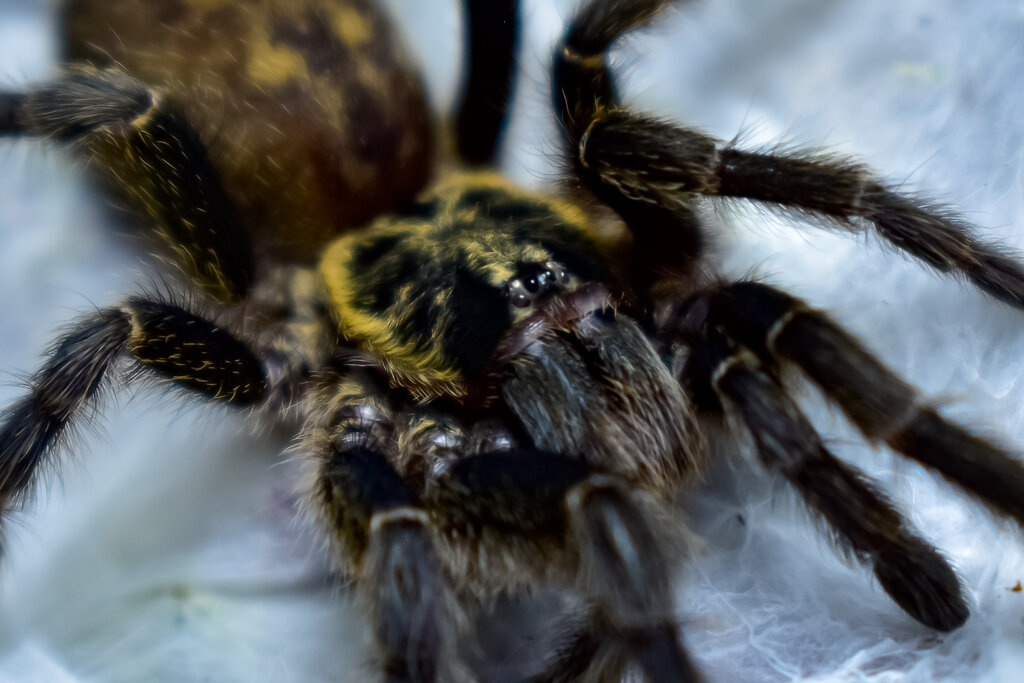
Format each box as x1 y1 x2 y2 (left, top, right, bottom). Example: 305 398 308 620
370 506 431 533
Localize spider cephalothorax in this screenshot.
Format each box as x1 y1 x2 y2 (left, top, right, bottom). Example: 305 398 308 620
2 1 1024 681
320 174 613 397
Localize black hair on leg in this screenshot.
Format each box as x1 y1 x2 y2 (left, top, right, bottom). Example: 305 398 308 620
0 67 253 302
304 373 451 683
680 326 969 631
455 0 519 166
698 280 1024 525
0 298 266 550
428 449 703 683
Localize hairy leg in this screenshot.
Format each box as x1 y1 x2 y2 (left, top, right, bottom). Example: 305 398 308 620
681 281 1024 524
0 67 252 302
678 318 969 631
0 297 266 547
428 448 702 682
303 372 453 683
553 0 1024 311
454 0 519 166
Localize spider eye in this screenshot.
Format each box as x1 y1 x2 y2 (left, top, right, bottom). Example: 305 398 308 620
506 260 572 310
550 262 570 285
508 279 533 308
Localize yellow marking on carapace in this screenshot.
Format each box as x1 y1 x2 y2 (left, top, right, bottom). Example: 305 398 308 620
431 172 592 231
321 219 465 398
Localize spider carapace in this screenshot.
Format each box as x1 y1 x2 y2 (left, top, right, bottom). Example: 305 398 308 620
2 0 1024 681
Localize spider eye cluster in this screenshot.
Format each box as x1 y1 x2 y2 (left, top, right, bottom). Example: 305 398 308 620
507 261 572 308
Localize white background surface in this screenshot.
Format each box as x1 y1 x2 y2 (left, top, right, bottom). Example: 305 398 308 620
0 0 1023 681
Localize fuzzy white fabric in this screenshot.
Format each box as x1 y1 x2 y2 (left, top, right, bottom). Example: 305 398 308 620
0 1 1023 681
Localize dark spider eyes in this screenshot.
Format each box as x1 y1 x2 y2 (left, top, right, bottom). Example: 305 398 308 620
509 288 532 308
506 261 570 308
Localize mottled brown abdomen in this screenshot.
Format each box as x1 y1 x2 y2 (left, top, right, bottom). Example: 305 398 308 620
63 0 434 261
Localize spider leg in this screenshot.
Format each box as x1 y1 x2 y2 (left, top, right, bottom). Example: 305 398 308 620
554 0 705 296
454 0 519 166
529 610 695 683
0 297 266 547
683 281 1024 525
527 619 616 683
428 449 702 683
555 0 1024 310
0 67 252 303
303 372 453 683
679 321 969 630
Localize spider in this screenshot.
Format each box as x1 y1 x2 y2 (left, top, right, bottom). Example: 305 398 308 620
1 0 1023 681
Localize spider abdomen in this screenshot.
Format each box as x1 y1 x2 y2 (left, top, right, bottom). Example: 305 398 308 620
63 0 433 260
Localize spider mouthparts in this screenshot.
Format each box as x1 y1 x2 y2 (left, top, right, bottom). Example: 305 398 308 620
492 282 617 365
497 288 702 487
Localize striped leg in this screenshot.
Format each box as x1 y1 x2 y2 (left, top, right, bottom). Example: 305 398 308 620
680 324 969 631
0 67 252 302
428 450 702 683
692 281 1024 525
0 298 266 547
303 373 453 683
554 0 1024 310
664 281 1024 630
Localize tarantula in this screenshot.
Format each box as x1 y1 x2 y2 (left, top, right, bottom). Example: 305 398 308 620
1 0 1023 681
